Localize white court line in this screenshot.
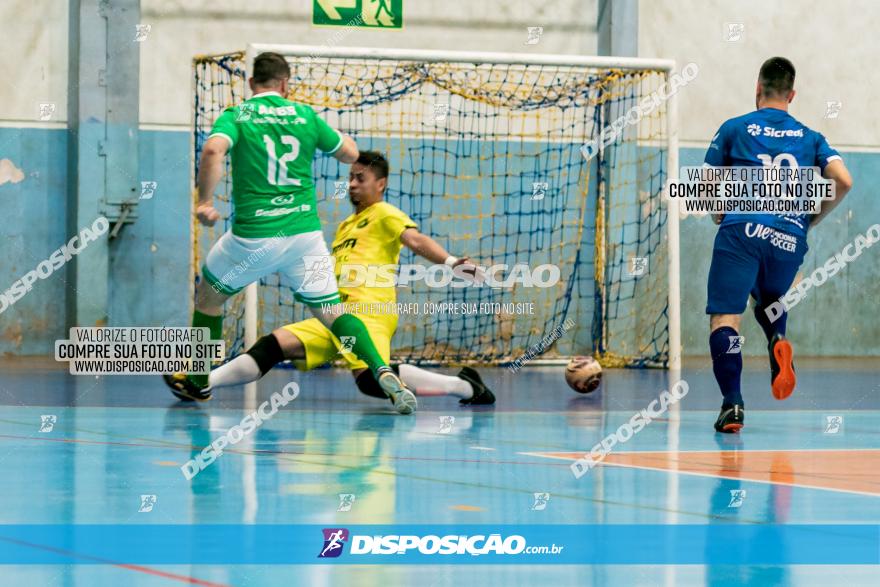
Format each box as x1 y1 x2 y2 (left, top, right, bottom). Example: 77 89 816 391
521 447 880 456
520 449 880 499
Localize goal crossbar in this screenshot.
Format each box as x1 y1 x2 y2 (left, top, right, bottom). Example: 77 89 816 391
247 43 676 71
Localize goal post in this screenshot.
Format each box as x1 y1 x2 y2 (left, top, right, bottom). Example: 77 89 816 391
192 44 681 369
665 82 682 373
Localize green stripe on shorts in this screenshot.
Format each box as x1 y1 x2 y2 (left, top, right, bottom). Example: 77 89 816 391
201 265 243 296
295 291 341 307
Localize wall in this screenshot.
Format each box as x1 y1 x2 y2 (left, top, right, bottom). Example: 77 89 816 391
640 0 880 149
641 0 880 357
0 128 192 354
678 148 880 357
0 127 68 354
140 0 596 128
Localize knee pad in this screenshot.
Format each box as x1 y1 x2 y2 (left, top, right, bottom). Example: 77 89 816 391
246 334 285 375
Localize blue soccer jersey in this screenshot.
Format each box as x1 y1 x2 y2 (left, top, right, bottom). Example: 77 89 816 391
704 107 841 237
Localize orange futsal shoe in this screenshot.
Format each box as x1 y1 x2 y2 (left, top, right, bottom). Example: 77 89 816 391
769 334 796 400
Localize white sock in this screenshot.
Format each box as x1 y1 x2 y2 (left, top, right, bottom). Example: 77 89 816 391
398 364 473 400
208 354 261 389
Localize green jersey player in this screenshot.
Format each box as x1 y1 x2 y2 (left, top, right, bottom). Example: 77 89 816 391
165 52 416 414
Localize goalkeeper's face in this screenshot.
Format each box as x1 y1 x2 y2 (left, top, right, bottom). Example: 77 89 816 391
348 163 387 208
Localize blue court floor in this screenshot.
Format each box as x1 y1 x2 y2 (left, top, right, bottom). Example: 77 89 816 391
0 357 878 586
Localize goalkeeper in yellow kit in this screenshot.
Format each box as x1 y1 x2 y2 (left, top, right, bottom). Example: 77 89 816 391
201 151 495 407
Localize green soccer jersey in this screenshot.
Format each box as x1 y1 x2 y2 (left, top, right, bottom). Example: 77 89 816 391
208 92 344 238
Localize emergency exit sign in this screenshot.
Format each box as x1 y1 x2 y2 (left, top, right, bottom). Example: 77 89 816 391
313 0 403 29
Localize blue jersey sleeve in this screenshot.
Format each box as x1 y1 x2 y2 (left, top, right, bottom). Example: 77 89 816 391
704 122 729 166
814 132 841 171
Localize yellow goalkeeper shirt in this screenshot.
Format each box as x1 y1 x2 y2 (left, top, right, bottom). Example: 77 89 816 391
331 202 417 304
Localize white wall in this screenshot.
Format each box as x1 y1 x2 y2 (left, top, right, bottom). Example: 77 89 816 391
140 0 596 127
640 0 880 149
3 0 877 151
0 0 595 126
0 0 68 124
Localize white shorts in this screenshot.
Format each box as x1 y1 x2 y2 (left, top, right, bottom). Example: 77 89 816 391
202 230 341 307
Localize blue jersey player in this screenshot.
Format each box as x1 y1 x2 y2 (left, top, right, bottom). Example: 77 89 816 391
704 57 853 432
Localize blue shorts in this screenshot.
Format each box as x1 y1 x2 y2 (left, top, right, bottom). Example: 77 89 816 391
706 222 808 315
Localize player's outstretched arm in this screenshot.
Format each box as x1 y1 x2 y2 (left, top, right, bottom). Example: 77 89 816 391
196 136 229 226
400 228 484 282
332 134 359 164
812 159 853 227
400 228 458 265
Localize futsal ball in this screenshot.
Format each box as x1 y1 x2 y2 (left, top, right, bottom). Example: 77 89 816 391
565 356 602 393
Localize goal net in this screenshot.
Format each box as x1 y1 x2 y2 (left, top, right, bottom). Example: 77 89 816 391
192 45 680 368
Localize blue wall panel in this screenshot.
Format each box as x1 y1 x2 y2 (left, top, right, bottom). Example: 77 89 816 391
108 129 192 330
0 128 69 354
0 128 191 354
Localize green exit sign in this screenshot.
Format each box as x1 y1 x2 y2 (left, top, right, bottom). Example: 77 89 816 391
313 0 403 29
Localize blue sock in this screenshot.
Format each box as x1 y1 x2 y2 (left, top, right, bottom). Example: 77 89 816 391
753 302 786 342
710 326 744 408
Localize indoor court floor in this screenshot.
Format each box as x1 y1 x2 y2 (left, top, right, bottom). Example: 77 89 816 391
0 357 877 586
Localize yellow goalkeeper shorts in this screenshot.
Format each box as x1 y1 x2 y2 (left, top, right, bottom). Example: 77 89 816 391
281 312 398 372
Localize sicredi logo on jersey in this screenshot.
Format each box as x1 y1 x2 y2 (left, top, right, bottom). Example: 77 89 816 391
746 123 804 138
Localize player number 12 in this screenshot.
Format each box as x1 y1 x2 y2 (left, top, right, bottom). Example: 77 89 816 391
263 135 302 186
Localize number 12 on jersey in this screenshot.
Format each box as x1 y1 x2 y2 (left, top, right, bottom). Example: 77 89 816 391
263 135 302 186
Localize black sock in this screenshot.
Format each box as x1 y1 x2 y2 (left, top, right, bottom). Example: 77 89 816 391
710 326 744 408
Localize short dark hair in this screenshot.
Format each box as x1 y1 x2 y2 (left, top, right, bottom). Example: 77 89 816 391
253 52 290 85
356 150 389 180
758 57 795 98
